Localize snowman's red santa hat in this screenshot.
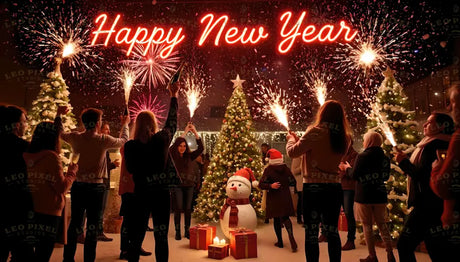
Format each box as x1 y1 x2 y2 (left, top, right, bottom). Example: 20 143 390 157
229 167 259 188
267 149 284 165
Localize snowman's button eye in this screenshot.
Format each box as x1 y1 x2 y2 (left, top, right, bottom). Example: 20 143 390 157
238 184 241 187
231 183 234 186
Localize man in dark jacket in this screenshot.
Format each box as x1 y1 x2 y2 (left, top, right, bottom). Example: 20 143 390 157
0 105 34 262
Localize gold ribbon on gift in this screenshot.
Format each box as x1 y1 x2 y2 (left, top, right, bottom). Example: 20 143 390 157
233 227 249 233
196 229 200 249
194 224 214 249
209 245 228 257
244 235 248 258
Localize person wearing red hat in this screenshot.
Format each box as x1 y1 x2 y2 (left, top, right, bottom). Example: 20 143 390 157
258 149 298 252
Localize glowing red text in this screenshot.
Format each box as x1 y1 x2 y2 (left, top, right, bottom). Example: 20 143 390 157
90 14 185 58
90 11 359 57
198 14 269 46
278 11 358 53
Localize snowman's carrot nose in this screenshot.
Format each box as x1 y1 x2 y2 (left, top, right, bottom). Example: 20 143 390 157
230 186 237 191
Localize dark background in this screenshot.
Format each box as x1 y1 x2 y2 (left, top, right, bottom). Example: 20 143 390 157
1 0 459 133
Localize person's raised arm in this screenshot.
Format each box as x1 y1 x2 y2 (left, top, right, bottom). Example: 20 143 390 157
162 82 180 137
102 115 130 149
286 127 322 158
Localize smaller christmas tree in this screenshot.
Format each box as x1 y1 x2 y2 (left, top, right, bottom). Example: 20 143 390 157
27 58 77 163
367 68 421 240
193 75 264 222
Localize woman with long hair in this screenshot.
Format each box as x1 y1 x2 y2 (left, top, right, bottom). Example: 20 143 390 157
23 121 78 261
124 82 180 262
286 100 352 262
170 123 203 240
339 131 395 262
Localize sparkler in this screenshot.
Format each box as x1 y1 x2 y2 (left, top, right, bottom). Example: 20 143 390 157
380 122 397 147
122 44 179 90
20 8 100 76
183 73 208 120
254 83 291 131
304 71 331 106
118 68 136 106
370 104 397 147
129 94 167 124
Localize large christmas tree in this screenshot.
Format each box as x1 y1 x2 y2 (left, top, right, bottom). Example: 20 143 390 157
367 68 420 240
27 59 77 163
193 75 264 222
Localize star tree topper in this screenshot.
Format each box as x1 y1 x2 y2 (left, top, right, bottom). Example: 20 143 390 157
231 74 246 88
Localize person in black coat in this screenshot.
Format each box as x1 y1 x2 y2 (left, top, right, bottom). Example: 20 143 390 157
169 123 204 240
395 113 455 262
0 105 34 262
339 131 395 262
259 149 298 252
124 82 180 262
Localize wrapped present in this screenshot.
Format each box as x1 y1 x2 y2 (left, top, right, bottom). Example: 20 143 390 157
208 244 230 259
230 228 257 259
189 224 216 250
338 210 348 231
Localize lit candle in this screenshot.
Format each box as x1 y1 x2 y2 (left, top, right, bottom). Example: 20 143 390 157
220 239 226 245
213 236 219 245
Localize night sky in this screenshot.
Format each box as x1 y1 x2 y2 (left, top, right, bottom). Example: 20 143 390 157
1 0 458 132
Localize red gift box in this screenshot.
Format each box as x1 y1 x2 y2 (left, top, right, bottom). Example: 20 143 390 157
230 229 257 259
338 210 348 231
189 224 216 250
208 244 230 259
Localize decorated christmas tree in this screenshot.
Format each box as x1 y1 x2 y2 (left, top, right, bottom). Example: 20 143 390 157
193 75 265 222
367 68 420 240
27 58 77 163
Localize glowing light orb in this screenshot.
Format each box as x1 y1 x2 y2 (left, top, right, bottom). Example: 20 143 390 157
359 44 378 67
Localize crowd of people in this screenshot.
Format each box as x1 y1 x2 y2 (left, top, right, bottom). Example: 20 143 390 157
0 81 459 262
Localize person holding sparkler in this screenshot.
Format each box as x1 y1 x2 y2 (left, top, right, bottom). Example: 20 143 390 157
430 83 460 257
56 106 130 262
393 113 454 262
169 123 204 240
123 81 181 262
339 131 395 262
286 100 352 262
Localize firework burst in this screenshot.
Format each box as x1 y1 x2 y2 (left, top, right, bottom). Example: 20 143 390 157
333 15 406 84
122 44 179 90
19 7 100 76
129 94 167 124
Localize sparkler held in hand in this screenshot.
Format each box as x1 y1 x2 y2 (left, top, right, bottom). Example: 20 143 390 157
182 70 208 122
254 84 291 131
118 68 136 115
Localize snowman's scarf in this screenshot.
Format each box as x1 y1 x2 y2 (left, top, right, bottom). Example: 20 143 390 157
220 198 250 228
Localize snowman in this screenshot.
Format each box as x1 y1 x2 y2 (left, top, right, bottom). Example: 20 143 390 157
219 167 258 238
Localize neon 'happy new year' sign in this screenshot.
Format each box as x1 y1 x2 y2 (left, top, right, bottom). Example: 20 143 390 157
91 11 358 58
